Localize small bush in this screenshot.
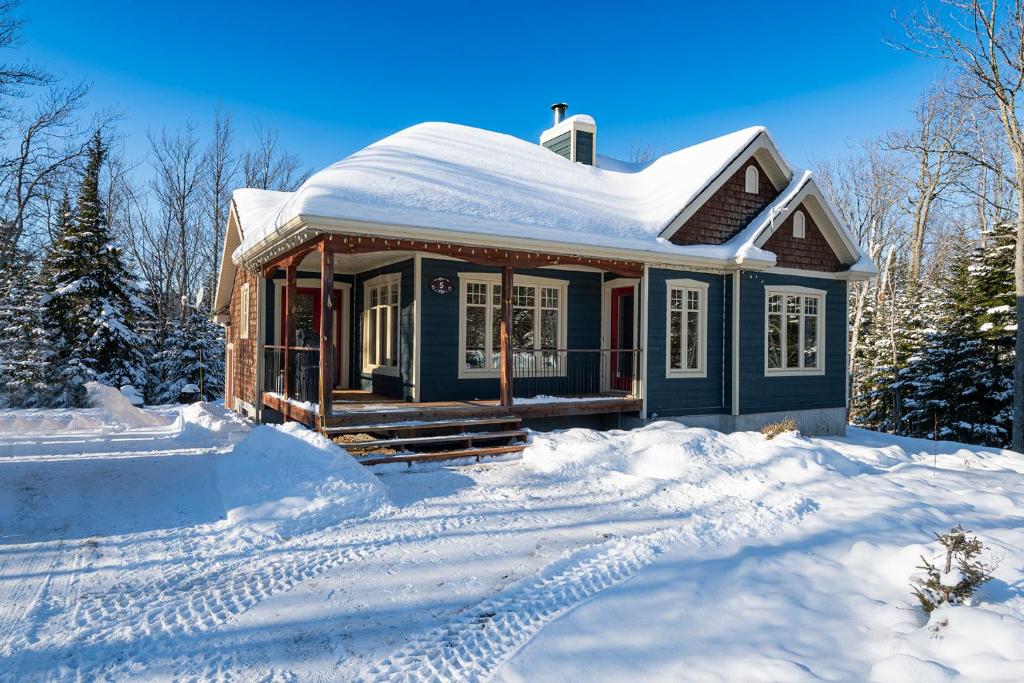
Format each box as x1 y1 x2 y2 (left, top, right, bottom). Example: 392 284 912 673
761 417 798 439
911 525 998 613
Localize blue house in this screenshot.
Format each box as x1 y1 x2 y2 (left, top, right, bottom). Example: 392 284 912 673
213 105 875 464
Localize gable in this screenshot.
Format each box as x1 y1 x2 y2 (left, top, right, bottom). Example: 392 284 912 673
762 202 844 272
668 157 782 246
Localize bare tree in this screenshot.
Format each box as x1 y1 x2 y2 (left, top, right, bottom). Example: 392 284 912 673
898 0 1024 451
0 83 93 267
884 82 970 297
203 106 236 306
149 124 203 314
0 1 51 119
242 121 308 191
815 139 907 389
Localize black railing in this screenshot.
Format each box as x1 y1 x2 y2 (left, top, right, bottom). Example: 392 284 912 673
510 348 641 400
263 345 321 405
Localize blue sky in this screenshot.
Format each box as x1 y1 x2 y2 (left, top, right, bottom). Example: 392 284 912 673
20 0 945 172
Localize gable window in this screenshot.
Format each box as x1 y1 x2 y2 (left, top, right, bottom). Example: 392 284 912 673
765 286 825 375
666 279 708 378
459 273 567 378
239 282 251 339
363 274 400 374
793 210 806 239
745 165 759 194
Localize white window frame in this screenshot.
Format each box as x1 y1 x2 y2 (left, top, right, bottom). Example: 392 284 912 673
793 210 806 239
457 272 568 379
362 273 401 376
744 165 759 194
239 282 251 340
665 278 708 379
764 285 826 377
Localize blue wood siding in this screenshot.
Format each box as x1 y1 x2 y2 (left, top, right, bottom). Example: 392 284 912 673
542 131 571 160
353 260 414 399
737 271 846 413
644 269 728 417
576 130 594 165
419 258 602 402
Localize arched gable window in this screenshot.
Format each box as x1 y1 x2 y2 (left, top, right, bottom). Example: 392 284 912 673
744 165 759 194
793 210 806 239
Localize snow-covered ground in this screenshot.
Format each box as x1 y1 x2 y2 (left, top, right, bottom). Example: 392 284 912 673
1 395 1023 681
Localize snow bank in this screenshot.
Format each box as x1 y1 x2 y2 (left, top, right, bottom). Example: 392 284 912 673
0 383 173 435
216 422 390 538
523 421 869 484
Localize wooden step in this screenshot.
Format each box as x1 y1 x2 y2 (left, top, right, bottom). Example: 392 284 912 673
358 444 527 467
324 416 520 436
341 429 527 452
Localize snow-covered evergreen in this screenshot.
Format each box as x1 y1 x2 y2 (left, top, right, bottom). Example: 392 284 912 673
150 303 225 403
42 134 149 405
0 251 51 407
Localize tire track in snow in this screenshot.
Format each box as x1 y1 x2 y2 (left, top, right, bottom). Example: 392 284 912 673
361 493 813 683
363 529 679 683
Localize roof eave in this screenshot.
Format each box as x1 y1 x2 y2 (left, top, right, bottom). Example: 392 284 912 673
236 213 772 274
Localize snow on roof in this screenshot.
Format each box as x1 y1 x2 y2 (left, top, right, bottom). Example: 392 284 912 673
231 122 776 263
232 188 292 240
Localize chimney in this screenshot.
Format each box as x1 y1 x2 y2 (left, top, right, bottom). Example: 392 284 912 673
551 102 568 125
540 103 597 166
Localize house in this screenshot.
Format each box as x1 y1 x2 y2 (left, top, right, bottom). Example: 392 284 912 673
212 104 875 463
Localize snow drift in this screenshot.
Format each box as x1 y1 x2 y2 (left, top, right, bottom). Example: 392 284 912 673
216 422 390 538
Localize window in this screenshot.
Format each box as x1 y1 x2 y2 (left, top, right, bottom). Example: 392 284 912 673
666 279 708 378
363 274 400 374
793 210 806 239
765 287 825 375
745 165 759 194
459 274 567 378
239 282 251 339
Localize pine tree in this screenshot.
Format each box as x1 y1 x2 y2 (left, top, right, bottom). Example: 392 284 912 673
42 133 149 405
0 251 50 407
150 302 225 403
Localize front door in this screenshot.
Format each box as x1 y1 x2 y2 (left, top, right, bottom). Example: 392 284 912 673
283 287 346 387
609 286 635 392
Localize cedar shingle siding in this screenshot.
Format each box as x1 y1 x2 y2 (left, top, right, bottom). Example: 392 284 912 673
762 202 845 272
228 266 259 408
670 158 779 246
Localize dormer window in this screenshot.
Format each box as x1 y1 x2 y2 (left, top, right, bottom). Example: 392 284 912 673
793 210 806 239
744 165 759 194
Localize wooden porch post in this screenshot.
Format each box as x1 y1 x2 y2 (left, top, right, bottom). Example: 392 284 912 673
318 242 334 422
500 265 514 407
283 264 297 399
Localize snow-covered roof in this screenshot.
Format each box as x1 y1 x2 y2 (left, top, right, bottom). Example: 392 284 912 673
228 120 873 278
231 122 782 265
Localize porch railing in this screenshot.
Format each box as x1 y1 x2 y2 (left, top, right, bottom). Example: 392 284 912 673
511 348 642 400
263 345 321 405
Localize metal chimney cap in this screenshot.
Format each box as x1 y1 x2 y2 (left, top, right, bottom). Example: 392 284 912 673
551 102 568 124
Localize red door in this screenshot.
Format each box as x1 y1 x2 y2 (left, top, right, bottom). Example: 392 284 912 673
283 287 344 386
610 287 635 392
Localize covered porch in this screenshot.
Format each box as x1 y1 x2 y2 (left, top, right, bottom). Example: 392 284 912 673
256 232 645 437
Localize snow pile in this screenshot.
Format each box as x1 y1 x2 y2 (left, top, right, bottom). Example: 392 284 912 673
216 422 390 538
872 605 1024 682
85 382 173 428
524 421 869 485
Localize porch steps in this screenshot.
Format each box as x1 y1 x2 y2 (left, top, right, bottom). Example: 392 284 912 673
326 416 529 467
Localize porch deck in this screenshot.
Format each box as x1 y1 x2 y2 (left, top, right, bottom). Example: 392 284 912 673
261 390 642 429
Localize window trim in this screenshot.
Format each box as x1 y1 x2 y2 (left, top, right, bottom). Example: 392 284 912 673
457 272 569 380
362 272 401 377
239 282 251 340
793 210 806 239
744 165 759 194
763 285 826 377
665 278 709 379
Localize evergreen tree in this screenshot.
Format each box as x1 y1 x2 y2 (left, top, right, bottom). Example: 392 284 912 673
0 251 50 407
150 302 225 403
42 133 149 405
